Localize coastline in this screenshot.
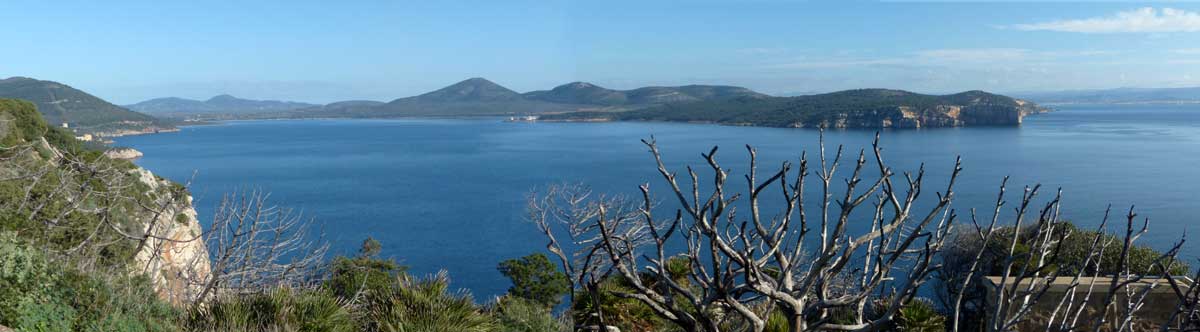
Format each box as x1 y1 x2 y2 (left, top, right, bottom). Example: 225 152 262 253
95 126 181 138
111 105 1062 142
125 114 1049 137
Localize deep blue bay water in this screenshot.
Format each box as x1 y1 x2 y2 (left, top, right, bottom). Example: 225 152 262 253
115 104 1200 298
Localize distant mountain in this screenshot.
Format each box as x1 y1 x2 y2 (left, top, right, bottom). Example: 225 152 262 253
278 78 575 118
408 77 524 102
541 89 1047 128
629 85 768 104
523 82 628 106
1019 87 1200 104
522 82 767 106
0 77 170 134
275 78 771 119
127 94 317 117
275 100 386 118
324 100 385 108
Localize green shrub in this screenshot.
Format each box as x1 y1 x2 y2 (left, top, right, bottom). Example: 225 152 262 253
492 297 570 332
0 232 181 332
571 276 672 332
187 288 355 332
895 298 946 332
497 253 569 308
56 271 181 332
14 299 76 332
0 232 58 326
764 308 791 332
323 238 406 300
0 99 48 147
365 271 495 332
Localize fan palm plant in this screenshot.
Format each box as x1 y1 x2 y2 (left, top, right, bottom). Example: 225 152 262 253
365 271 495 332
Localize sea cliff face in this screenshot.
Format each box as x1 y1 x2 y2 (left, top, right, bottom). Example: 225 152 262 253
129 167 212 306
798 103 1029 129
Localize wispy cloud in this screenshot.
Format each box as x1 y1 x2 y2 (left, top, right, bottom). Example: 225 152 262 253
736 47 788 56
749 47 1161 93
1012 7 1200 33
914 48 1031 62
759 48 1121 70
760 58 907 70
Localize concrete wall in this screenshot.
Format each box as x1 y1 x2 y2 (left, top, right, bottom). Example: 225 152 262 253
983 276 1187 331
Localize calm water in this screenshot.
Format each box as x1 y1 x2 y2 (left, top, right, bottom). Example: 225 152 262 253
116 104 1200 298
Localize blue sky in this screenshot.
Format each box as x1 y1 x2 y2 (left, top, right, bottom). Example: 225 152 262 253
3 1 1200 104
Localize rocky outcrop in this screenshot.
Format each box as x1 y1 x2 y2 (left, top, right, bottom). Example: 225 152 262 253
804 103 1030 129
129 166 212 306
104 147 143 160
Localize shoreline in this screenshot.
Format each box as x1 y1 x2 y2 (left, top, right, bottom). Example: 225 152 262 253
126 115 1044 135
94 127 181 138
114 107 1064 140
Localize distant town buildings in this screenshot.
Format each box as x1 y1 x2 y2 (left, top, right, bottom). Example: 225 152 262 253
506 115 538 122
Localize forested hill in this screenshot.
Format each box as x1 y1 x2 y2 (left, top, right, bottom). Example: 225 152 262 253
539 89 1048 128
126 94 318 118
521 81 767 106
239 78 772 119
0 77 172 134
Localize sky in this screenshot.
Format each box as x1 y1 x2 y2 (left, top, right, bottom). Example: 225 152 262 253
3 1 1200 104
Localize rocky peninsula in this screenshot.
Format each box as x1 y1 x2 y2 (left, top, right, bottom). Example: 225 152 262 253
540 89 1049 128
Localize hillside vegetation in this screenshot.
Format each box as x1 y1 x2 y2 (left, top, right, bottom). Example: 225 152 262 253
126 94 318 118
541 89 1047 128
521 81 766 106
0 77 171 134
0 98 190 330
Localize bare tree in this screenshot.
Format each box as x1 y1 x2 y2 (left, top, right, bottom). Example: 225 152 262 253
1162 263 1200 331
530 132 1200 332
531 132 964 332
189 189 330 308
529 183 647 331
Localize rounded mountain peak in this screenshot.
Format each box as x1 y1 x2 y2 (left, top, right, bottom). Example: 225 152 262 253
1 76 37 83
551 81 609 92
207 94 240 102
564 81 596 89
415 77 522 102
460 77 499 85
